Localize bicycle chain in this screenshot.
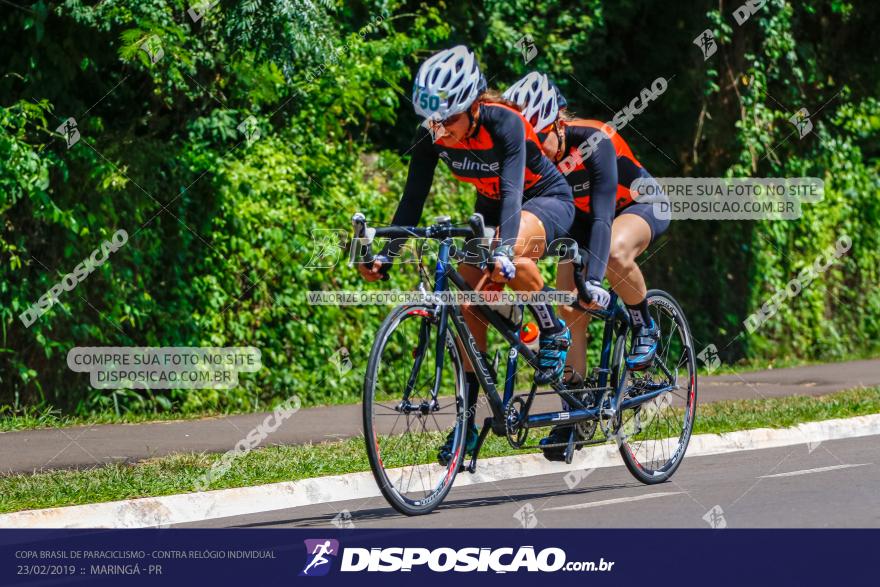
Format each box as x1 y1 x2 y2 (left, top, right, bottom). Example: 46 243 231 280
529 436 608 450
528 406 611 451
500 379 620 450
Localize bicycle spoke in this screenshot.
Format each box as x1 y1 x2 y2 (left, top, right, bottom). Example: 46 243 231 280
365 307 466 513
384 411 404 440
617 293 696 479
662 320 679 365
675 347 688 369
429 412 447 438
380 415 411 462
374 402 402 412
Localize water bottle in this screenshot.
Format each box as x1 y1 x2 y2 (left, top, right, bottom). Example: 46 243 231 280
520 321 540 352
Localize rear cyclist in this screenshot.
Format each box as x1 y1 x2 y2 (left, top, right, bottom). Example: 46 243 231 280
357 48 575 464
504 72 671 459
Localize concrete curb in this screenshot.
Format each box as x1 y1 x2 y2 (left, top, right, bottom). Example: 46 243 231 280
3 414 879 528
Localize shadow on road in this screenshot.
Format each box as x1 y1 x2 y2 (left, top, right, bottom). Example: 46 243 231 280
231 481 640 528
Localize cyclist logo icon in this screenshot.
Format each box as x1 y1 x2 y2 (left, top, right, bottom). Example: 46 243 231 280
300 539 340 576
515 34 539 64
789 108 813 139
693 29 717 60
56 117 80 149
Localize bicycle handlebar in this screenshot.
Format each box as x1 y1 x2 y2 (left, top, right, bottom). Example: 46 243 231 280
350 212 595 307
350 213 488 281
369 220 483 241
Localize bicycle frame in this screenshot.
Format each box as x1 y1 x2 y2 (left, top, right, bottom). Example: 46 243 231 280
426 237 661 438
356 214 695 508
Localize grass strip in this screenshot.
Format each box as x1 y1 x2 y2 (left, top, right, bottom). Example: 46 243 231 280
1 386 879 514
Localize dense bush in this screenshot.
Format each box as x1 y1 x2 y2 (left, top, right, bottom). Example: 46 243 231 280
1 0 878 416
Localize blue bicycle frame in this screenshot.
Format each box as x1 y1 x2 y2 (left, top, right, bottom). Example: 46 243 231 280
431 237 648 437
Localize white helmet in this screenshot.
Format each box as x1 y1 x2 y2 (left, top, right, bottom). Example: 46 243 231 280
412 45 486 121
502 72 559 132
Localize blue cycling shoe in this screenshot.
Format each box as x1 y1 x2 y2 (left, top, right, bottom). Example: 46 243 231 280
437 423 479 467
534 323 571 385
625 319 660 371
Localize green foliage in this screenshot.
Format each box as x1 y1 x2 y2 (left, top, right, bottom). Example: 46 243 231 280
1 0 879 418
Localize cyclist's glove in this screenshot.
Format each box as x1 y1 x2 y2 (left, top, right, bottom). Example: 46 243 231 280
491 245 516 280
367 253 392 279
583 279 610 309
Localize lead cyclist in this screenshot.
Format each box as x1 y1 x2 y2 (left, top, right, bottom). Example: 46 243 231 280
357 47 576 465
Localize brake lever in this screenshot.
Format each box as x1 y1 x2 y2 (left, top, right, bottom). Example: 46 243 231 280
468 212 486 239
349 213 368 267
350 212 389 280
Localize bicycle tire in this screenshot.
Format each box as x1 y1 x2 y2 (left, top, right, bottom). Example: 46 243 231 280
615 289 698 484
363 304 466 515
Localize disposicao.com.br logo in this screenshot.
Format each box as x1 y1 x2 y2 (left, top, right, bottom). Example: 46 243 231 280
300 541 614 574
300 539 340 577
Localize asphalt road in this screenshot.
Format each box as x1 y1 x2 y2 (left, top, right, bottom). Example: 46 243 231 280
176 435 880 529
2 358 878 474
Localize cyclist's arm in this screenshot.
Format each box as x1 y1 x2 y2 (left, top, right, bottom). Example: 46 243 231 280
382 128 439 258
584 129 617 283
490 108 526 249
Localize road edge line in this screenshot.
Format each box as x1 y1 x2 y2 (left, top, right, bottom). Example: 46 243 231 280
2 413 879 528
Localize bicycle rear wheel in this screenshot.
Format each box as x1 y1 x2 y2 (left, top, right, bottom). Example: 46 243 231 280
614 290 698 484
363 304 466 515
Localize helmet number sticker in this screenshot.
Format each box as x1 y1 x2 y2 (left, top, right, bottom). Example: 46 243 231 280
418 91 441 112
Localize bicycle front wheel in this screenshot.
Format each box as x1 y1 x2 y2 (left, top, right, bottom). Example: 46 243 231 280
615 289 698 484
363 304 467 515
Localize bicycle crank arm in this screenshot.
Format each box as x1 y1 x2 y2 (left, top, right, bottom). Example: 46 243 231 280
564 427 577 464
466 417 494 474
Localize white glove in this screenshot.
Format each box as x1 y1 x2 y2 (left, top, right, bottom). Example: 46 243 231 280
584 280 610 309
494 255 516 280
492 245 516 280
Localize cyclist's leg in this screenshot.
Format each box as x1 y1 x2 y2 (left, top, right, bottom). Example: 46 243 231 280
606 213 652 304
518 197 575 384
459 262 490 368
510 210 570 382
440 262 485 461
555 208 592 382
457 221 558 413
458 206 565 414
607 203 669 369
556 261 591 379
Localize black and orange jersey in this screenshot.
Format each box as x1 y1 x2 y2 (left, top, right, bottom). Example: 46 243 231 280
386 102 572 254
560 119 645 215
556 119 651 282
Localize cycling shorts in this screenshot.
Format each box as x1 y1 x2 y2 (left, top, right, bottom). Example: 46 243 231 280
568 197 670 249
475 192 575 252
